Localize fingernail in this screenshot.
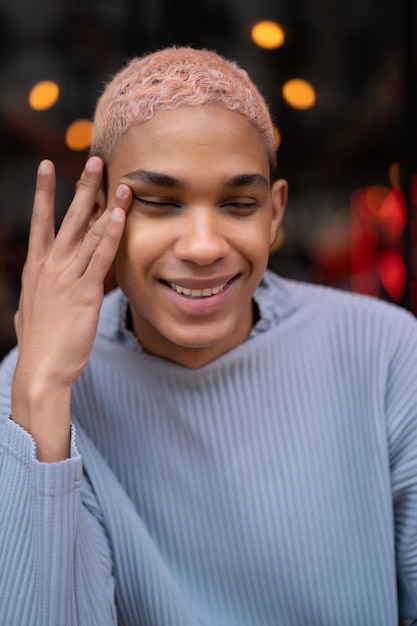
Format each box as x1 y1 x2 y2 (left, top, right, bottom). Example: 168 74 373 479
115 184 129 199
85 156 102 172
38 160 52 175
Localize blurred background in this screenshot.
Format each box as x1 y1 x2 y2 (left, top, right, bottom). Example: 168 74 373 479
0 0 416 358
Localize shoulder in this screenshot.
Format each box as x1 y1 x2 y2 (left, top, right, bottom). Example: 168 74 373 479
257 270 417 349
263 269 415 320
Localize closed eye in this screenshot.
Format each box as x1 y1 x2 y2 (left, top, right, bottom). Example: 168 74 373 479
221 200 259 214
133 196 181 209
224 202 257 209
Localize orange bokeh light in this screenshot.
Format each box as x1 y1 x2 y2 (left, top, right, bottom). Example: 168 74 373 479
273 125 281 149
282 78 316 110
29 80 60 111
65 119 93 151
251 21 285 50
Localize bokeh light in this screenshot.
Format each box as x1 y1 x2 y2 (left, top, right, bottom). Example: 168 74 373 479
65 119 93 151
282 78 316 110
376 248 406 301
251 21 285 50
356 185 406 237
273 125 281 149
379 188 407 236
350 184 408 300
29 80 60 111
389 164 417 208
389 162 400 187
363 185 390 217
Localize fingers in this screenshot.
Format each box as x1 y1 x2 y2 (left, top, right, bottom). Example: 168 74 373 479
25 156 132 288
55 156 105 253
26 160 56 262
83 206 127 284
71 183 132 281
27 156 106 264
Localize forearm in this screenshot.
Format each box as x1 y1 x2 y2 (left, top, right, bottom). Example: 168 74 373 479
0 417 116 625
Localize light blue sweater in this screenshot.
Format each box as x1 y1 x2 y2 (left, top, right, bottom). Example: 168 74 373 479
1 270 417 625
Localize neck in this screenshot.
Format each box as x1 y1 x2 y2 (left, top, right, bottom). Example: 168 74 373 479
128 301 256 369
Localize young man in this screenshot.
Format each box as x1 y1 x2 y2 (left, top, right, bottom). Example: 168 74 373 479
0 47 416 625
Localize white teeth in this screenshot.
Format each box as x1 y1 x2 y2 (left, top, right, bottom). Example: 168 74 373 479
169 282 227 298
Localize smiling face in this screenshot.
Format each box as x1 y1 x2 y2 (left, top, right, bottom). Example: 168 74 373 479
106 105 287 368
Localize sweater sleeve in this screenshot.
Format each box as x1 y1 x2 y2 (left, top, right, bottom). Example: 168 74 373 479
385 311 417 621
0 349 117 626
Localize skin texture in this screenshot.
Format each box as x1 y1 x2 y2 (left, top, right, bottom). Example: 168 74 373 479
108 106 287 369
11 105 287 461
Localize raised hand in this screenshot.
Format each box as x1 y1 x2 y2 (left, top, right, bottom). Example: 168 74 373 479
11 157 132 462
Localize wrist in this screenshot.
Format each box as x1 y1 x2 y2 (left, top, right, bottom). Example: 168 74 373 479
11 372 72 462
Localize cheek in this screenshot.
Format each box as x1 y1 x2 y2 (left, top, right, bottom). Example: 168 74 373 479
233 221 272 263
114 216 169 275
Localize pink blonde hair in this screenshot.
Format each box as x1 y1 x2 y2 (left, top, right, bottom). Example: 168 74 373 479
91 46 277 168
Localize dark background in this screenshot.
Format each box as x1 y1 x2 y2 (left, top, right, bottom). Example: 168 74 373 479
0 0 416 357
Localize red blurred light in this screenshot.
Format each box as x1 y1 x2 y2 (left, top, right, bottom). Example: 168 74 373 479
363 185 389 218
376 249 406 301
378 188 407 236
350 188 379 296
350 186 408 299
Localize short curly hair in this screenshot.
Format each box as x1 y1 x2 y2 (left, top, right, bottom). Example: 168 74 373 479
91 46 278 169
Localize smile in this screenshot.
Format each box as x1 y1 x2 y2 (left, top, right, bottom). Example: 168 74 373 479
168 281 227 298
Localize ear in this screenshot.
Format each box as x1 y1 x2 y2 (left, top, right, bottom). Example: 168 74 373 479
269 178 288 246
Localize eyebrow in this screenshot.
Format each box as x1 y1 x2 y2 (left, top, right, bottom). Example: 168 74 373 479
123 170 186 189
226 173 269 189
122 169 269 190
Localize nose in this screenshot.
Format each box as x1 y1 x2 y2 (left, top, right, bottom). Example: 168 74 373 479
173 208 230 266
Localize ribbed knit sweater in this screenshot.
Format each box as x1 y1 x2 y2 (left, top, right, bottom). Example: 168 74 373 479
1 270 417 625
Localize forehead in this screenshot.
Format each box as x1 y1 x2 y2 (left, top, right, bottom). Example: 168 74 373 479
107 105 270 184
